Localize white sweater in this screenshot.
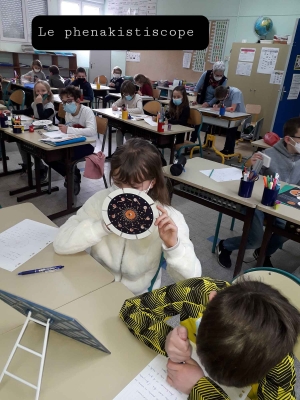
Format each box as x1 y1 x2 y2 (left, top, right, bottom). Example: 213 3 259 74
66 105 97 142
112 94 144 114
53 187 202 295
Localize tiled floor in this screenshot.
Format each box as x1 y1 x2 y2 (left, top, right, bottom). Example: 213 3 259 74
0 131 299 396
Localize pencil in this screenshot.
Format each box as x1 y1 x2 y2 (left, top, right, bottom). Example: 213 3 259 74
209 169 214 178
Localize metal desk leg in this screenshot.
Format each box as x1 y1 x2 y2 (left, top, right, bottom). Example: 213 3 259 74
0 138 22 177
233 207 255 277
256 213 275 267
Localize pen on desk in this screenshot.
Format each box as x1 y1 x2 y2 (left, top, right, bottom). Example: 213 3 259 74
18 266 64 275
209 169 214 178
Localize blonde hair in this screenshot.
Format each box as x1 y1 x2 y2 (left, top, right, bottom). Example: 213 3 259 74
33 80 54 103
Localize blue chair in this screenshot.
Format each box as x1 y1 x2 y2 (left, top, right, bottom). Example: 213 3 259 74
232 267 300 360
177 109 203 158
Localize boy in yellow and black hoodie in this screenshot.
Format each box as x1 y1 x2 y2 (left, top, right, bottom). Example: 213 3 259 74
120 277 300 399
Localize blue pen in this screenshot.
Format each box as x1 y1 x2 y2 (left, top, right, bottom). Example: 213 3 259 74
18 266 64 275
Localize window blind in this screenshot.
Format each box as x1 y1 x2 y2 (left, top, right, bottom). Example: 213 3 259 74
0 0 25 39
26 0 48 38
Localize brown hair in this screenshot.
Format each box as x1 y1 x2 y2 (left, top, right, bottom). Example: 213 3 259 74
168 86 189 120
49 65 60 75
283 117 300 137
110 138 171 205
32 60 43 70
196 280 300 387
134 74 152 87
59 85 81 101
215 86 229 99
120 80 136 97
33 80 54 103
76 67 86 75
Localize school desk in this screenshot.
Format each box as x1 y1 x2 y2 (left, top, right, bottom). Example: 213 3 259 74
251 139 271 150
163 157 266 277
0 125 95 220
109 92 154 101
0 203 114 336
3 79 59 94
256 185 300 268
90 84 115 91
93 107 194 163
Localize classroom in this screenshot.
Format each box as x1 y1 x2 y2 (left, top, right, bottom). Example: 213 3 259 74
0 0 300 399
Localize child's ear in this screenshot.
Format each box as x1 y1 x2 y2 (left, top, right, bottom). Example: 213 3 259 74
208 291 217 302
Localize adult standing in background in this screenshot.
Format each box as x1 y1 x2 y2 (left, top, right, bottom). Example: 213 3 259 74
191 61 227 142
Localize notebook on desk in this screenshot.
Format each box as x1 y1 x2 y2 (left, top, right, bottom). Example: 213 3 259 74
39 135 86 147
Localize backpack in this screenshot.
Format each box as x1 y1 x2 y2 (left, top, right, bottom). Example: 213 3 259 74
83 151 105 179
264 132 280 146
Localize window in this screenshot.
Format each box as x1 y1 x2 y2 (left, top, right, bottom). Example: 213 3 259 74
0 0 48 42
60 0 104 15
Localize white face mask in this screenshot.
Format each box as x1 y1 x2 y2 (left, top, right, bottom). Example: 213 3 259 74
214 75 222 81
112 180 153 194
290 137 300 153
33 68 40 73
113 73 121 78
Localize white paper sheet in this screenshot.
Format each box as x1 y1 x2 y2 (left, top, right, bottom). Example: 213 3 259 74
183 52 192 68
236 61 253 76
0 219 58 272
126 51 140 62
200 167 242 182
287 74 300 100
257 47 279 74
144 116 158 126
39 133 84 143
238 48 256 62
41 130 65 139
270 70 284 85
7 115 33 121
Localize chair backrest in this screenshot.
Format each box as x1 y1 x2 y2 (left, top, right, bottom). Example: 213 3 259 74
187 108 202 126
58 103 66 119
233 267 300 360
143 100 161 115
9 89 25 108
94 75 108 85
152 88 161 99
246 104 262 124
96 116 108 136
252 117 264 141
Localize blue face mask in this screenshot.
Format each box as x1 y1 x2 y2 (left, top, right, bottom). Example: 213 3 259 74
173 98 182 106
63 102 77 114
125 95 133 101
42 94 48 101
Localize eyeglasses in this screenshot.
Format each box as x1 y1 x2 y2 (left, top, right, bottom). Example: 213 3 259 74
61 98 75 105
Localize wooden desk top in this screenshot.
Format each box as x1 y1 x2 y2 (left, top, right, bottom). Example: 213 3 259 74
90 84 115 91
93 108 194 136
0 204 114 335
0 282 155 400
190 106 251 121
163 157 265 208
0 126 95 151
3 79 58 93
53 94 90 105
109 93 154 101
251 139 271 149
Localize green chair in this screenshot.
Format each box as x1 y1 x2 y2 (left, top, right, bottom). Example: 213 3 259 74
232 267 300 360
2 81 12 106
175 109 203 158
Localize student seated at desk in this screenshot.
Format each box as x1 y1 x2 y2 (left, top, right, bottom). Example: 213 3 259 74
134 73 154 97
103 66 124 108
165 85 190 145
217 117 300 269
23 60 46 82
6 80 53 182
213 85 246 155
72 67 94 104
53 138 201 295
112 80 143 149
48 65 65 88
120 277 300 399
48 86 96 195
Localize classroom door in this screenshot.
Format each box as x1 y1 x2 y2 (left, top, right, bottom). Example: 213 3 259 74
272 19 300 136
89 51 111 84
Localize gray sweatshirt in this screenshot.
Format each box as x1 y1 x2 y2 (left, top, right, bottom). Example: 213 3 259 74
262 139 300 185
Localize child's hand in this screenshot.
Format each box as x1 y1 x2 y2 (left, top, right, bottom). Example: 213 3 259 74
155 205 178 248
250 152 263 166
213 104 219 109
202 102 209 108
35 94 43 104
4 110 11 115
165 326 192 363
191 101 198 106
112 105 118 111
137 90 142 96
109 82 115 87
167 358 204 394
58 124 68 134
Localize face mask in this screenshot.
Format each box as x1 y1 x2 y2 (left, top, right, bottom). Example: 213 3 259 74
290 138 300 153
112 180 153 194
172 98 182 106
33 68 40 73
214 75 222 81
42 94 48 101
113 74 121 78
63 102 77 114
125 95 133 101
143 180 153 194
77 77 85 83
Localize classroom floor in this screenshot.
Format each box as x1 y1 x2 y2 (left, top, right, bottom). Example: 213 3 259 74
0 131 299 396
